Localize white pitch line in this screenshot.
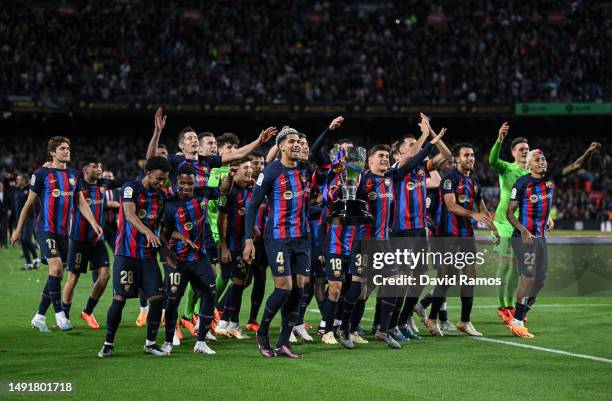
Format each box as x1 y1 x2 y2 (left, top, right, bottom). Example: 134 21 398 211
471 337 612 364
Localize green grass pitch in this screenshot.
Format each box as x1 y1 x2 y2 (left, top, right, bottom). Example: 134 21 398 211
1 234 611 401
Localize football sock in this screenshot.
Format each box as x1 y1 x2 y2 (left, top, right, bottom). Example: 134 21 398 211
277 288 301 347
105 298 126 343
146 298 163 342
460 297 473 322
257 288 290 337
48 276 62 314
61 301 72 319
379 297 396 332
37 281 52 315
83 296 99 315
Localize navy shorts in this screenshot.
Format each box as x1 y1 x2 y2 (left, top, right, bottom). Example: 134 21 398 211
511 238 548 281
221 251 248 279
66 239 109 274
310 242 325 278
36 231 68 265
112 255 163 298
205 246 219 265
390 228 428 274
348 240 366 277
264 237 311 277
165 258 216 300
325 253 351 281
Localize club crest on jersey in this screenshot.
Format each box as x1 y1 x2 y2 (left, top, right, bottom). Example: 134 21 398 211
100 186 106 193
238 207 246 216
277 265 285 273
384 178 391 187
123 187 133 199
417 169 425 177
546 181 553 188
283 191 293 200
138 209 147 218
69 177 76 186
530 194 539 203
184 222 194 231
443 179 452 190
368 191 377 200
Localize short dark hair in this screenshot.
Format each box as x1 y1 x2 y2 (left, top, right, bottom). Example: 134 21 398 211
157 143 167 150
298 132 307 139
390 141 400 155
177 126 196 143
251 150 265 159
511 137 528 149
399 134 416 143
145 156 171 173
81 155 101 168
368 144 391 157
47 136 70 160
452 143 474 157
337 138 354 146
177 164 195 176
217 133 239 148
229 155 253 166
198 132 214 140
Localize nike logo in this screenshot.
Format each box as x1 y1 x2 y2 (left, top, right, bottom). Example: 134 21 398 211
49 179 56 183
280 179 289 185
209 284 215 287
457 185 464 190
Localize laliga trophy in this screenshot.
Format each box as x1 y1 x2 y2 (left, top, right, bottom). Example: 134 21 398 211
327 145 374 225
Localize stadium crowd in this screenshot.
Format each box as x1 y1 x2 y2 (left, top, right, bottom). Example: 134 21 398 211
1 0 609 105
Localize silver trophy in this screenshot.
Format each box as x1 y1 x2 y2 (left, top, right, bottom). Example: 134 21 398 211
327 146 374 225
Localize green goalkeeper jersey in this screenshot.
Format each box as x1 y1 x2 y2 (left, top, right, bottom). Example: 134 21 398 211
489 140 530 224
206 165 230 242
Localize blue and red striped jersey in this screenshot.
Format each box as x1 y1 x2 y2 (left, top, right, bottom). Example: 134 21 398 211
326 223 357 255
163 195 207 263
246 160 309 239
115 180 166 259
168 154 222 190
440 169 482 237
219 184 252 252
426 187 443 237
70 178 118 241
254 199 267 237
357 171 394 240
393 163 428 230
511 173 555 238
30 167 81 235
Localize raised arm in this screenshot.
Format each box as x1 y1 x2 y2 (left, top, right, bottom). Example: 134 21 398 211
221 127 277 164
394 127 446 180
561 142 602 177
309 116 344 165
146 108 167 160
488 122 512 173
421 113 451 158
